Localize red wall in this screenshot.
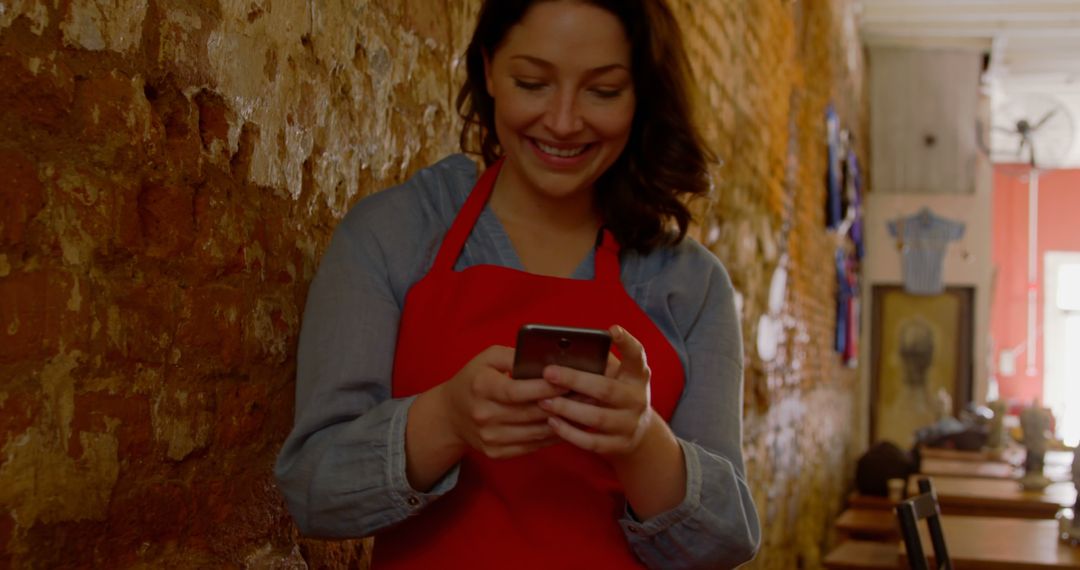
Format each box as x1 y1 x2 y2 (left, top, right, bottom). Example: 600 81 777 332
991 165 1080 407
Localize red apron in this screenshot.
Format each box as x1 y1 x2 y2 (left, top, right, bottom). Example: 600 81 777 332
377 159 686 569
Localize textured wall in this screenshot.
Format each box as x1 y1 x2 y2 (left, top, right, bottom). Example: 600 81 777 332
0 0 865 568
672 2 867 567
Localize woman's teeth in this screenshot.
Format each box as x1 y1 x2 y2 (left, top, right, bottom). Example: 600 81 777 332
535 140 588 158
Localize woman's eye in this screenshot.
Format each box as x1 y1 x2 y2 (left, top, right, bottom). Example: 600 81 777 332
513 79 546 91
590 88 624 99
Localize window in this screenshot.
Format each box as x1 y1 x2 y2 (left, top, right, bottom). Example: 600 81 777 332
1056 264 1080 311
1055 262 1080 447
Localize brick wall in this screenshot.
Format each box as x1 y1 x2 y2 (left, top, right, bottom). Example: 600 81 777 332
673 1 867 567
0 0 864 567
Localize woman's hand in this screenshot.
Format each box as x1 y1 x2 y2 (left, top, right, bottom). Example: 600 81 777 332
435 345 569 459
539 325 654 457
537 326 688 518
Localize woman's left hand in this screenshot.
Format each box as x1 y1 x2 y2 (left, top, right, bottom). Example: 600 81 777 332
539 325 653 457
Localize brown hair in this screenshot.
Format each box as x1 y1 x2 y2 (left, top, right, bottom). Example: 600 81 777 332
455 0 714 253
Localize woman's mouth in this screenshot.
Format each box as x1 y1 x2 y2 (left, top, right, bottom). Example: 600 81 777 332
534 139 590 158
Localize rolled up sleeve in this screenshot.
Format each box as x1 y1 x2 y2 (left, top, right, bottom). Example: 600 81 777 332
274 199 458 538
621 250 761 568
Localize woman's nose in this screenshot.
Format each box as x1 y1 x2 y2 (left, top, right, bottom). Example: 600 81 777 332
543 90 583 137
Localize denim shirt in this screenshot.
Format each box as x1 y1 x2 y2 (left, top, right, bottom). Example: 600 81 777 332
274 154 761 568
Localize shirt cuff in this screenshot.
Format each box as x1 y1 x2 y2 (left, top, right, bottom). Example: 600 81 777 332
618 438 702 538
386 395 461 518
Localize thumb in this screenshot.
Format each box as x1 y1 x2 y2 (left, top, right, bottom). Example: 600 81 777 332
481 345 515 373
610 325 648 378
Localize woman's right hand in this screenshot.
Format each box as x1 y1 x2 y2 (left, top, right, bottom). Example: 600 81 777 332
436 345 568 459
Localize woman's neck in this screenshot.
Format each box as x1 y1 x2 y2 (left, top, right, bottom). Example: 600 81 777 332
488 173 599 235
488 167 602 278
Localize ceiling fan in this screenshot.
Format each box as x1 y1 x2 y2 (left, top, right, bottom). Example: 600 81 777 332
990 93 1076 169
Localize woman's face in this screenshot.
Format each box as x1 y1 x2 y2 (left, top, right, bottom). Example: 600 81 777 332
484 1 635 203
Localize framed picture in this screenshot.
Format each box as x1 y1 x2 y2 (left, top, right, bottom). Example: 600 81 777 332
870 284 974 447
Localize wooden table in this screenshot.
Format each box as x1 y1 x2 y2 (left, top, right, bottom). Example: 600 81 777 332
902 515 1080 569
828 514 1080 569
920 446 1024 464
848 492 897 511
1047 450 1075 468
823 540 898 569
921 457 1020 479
918 446 1073 468
921 456 1072 481
1015 449 1072 481
835 508 899 541
910 475 1076 519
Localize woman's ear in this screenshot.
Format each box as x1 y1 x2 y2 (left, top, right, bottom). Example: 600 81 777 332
483 50 495 97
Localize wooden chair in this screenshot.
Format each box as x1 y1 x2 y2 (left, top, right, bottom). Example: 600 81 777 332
895 477 951 570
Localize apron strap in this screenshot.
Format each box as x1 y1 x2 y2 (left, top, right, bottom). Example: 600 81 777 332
431 158 504 272
594 228 622 283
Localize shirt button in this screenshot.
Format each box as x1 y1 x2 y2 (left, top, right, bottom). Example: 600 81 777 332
627 525 641 534
406 495 421 508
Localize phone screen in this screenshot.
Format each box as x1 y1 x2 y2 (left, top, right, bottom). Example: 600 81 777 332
511 324 611 379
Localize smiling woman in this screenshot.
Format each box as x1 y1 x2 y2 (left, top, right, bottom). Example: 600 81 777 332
479 2 637 278
458 0 715 254
275 1 760 568
484 3 635 202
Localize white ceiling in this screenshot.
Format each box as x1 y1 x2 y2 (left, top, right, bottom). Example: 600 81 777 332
856 0 1080 167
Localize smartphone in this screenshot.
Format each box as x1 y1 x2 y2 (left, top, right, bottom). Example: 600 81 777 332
511 324 612 379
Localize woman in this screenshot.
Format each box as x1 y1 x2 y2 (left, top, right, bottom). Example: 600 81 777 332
275 0 761 568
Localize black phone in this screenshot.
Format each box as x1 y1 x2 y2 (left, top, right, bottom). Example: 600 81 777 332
511 324 612 379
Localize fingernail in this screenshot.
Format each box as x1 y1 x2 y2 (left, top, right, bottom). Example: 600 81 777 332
539 398 553 409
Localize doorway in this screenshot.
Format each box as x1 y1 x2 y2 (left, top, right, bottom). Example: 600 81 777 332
1044 251 1080 447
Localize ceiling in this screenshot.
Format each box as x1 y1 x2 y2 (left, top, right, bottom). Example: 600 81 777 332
856 0 1080 167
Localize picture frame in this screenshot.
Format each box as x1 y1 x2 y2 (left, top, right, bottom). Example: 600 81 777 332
870 284 974 447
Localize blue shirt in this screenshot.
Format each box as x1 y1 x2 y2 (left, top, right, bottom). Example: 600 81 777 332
274 154 761 568
888 209 965 295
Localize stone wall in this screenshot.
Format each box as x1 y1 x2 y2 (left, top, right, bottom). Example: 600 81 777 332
0 0 865 567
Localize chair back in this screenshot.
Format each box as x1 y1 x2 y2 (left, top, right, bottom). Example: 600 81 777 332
895 477 951 570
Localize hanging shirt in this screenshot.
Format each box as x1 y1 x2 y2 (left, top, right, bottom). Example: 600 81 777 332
888 209 965 295
835 247 849 354
846 149 865 260
843 253 860 367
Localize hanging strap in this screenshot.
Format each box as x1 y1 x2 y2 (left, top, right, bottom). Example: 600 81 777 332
431 159 504 273
594 228 622 283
